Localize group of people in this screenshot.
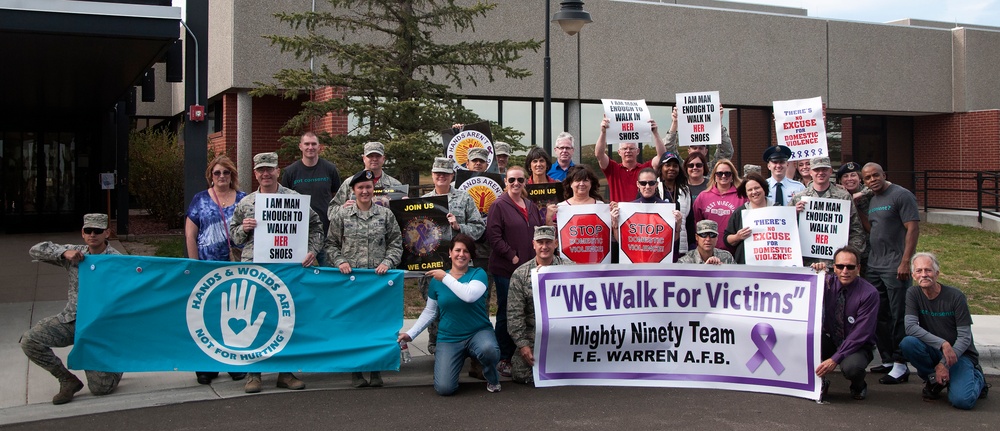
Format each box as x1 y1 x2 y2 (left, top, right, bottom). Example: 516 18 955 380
20 121 988 409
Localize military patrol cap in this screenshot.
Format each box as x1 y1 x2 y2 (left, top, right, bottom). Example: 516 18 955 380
763 145 792 163
363 142 385 156
495 142 511 156
431 157 454 174
836 161 861 181
533 225 556 242
696 219 718 235
253 152 278 169
810 156 832 170
468 147 489 162
743 164 762 177
349 170 375 188
83 213 108 229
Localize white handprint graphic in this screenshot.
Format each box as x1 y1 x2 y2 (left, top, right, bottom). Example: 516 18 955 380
220 280 266 348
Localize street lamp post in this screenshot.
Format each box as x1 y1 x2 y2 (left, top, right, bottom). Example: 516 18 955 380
543 0 592 155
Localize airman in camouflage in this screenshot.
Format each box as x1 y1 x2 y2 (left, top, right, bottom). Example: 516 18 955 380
330 141 403 208
20 213 123 405
791 156 867 266
229 152 321 393
679 220 736 264
507 226 571 384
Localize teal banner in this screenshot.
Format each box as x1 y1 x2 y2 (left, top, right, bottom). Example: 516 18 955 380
69 255 403 373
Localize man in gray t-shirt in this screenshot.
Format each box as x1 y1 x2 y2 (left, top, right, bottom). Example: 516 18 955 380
900 253 986 409
862 163 920 383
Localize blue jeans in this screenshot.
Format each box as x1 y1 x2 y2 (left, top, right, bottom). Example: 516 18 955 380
493 275 516 361
900 336 985 410
866 268 908 363
434 328 500 396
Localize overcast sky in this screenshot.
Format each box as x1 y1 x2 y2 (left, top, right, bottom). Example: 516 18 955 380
733 0 1000 27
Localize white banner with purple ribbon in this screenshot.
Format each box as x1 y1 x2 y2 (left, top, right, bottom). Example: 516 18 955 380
531 264 824 400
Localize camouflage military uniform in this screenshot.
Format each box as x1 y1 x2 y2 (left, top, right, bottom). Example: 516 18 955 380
325 203 403 269
330 172 402 208
20 241 123 394
790 183 867 266
678 248 736 264
507 255 571 384
229 184 324 262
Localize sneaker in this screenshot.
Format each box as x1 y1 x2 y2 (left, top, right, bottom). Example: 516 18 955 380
276 372 305 390
487 383 501 393
52 375 85 405
497 359 512 378
244 374 262 393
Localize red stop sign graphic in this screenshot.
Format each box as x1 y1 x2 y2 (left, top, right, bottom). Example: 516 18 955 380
559 213 611 263
620 212 674 263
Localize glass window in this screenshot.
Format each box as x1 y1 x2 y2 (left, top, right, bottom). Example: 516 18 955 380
501 100 532 148
462 99 500 124
534 101 564 149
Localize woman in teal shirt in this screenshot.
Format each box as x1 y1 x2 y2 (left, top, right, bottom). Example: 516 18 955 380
399 234 501 395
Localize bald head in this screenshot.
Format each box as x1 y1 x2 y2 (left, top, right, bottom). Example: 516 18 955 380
861 162 888 194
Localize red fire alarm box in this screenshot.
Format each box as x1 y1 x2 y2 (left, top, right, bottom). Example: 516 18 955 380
189 105 205 122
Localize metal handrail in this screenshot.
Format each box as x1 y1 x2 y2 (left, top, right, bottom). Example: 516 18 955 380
913 170 1000 223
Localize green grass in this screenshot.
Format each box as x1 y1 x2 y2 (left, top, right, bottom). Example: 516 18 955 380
917 222 1000 314
127 222 1000 315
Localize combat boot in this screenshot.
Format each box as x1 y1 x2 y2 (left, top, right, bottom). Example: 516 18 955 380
52 374 84 405
276 372 305 390
244 373 262 393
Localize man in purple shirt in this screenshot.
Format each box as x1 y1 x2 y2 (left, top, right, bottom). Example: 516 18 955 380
811 246 879 401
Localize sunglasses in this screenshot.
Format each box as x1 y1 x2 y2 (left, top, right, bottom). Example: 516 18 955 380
83 228 105 235
715 171 733 178
637 180 657 187
687 163 704 168
834 264 857 270
507 177 526 184
212 170 231 177
696 232 718 238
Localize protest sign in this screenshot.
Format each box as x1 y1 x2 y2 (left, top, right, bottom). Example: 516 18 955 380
442 121 496 172
253 194 311 263
797 197 850 260
740 206 802 266
526 182 564 223
389 196 449 271
617 202 675 264
532 264 824 401
375 184 409 200
71 256 402 372
456 171 505 218
601 99 652 144
675 91 722 146
557 204 612 264
773 97 827 161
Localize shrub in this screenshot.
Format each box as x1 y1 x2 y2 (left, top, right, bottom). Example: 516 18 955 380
129 128 185 228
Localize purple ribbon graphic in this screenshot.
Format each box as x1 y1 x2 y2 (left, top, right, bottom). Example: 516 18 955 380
745 323 785 375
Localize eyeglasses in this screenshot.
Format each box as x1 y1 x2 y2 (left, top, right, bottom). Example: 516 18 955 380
83 228 105 235
637 180 657 187
254 167 276 173
715 171 733 178
696 232 718 238
619 147 638 153
507 177 526 184
556 146 573 151
687 163 704 168
834 264 857 271
212 170 231 177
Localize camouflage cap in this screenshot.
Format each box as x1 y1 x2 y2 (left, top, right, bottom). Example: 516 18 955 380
743 164 762 177
83 213 108 229
431 157 454 174
533 225 556 242
810 156 832 170
363 141 385 156
467 147 489 162
494 142 511 156
253 152 278 169
696 219 718 235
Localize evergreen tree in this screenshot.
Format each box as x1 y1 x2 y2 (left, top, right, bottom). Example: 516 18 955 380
254 0 541 184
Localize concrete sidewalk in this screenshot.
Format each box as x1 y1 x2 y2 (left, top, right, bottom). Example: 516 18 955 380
1 232 997 425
